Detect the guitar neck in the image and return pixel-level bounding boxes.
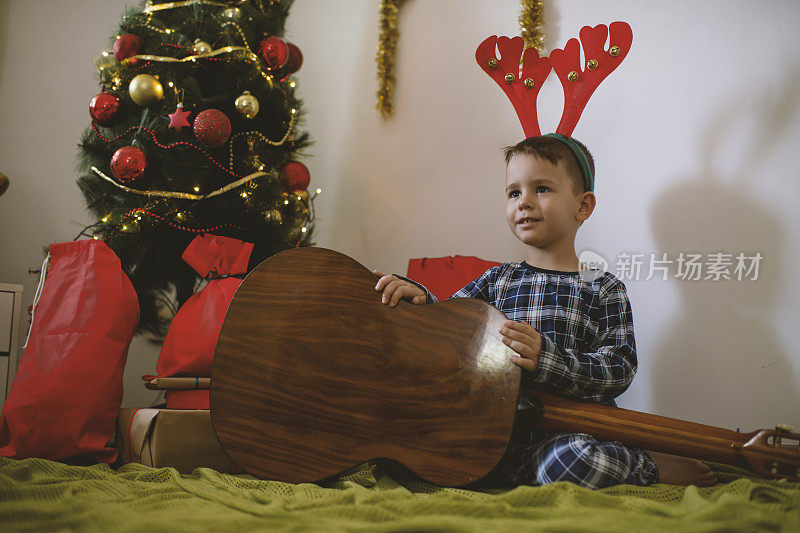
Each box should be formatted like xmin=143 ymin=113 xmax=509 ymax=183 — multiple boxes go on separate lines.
xmin=519 ymin=390 xmax=752 ymax=467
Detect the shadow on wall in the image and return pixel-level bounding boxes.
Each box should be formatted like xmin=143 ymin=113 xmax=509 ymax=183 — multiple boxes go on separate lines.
xmin=648 ymin=66 xmax=800 ymax=430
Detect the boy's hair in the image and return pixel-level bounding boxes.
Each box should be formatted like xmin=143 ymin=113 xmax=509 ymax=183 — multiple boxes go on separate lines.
xmin=503 ymin=136 xmax=595 ymax=194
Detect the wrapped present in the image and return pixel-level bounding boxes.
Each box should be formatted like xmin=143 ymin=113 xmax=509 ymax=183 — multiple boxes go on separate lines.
xmin=0 ymin=240 xmax=138 ymax=463
xmin=406 ymin=255 xmax=502 ymax=300
xmin=117 ymin=408 xmax=236 ymax=474
xmin=155 ymin=234 xmax=253 ymax=409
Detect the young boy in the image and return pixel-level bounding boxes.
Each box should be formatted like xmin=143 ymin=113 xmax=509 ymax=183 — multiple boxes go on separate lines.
xmin=373 ymin=136 xmax=718 ymax=489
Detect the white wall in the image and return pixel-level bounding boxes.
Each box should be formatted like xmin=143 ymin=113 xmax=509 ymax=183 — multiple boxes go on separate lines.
xmin=1 ymin=1 xmax=798 ymax=433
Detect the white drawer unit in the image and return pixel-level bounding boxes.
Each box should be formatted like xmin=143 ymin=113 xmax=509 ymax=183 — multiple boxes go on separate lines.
xmin=0 ymin=283 xmax=24 ymax=414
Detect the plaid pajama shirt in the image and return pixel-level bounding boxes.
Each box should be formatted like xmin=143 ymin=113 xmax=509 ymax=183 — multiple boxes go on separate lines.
xmin=398 ymin=261 xmax=659 ymax=489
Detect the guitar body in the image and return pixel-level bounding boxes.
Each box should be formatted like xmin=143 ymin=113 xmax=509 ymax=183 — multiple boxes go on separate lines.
xmin=211 ymin=247 xmax=521 ymax=486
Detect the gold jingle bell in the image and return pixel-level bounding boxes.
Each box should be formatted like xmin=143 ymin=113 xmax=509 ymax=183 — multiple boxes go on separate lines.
xmin=609 ymin=45 xmax=621 ymax=57
xmin=192 ymin=39 xmax=212 ymax=54
xmin=567 ymin=70 xmax=579 ymax=82
xmin=523 ymin=78 xmax=535 ymax=89
xmin=234 ymin=91 xmax=260 ymax=119
xmin=128 ymin=74 xmax=164 ymax=107
xmin=587 ymin=59 xmax=599 ymax=70
xmin=487 ymin=58 xmax=498 ymax=69
xmin=504 ymin=73 xmax=515 ymax=84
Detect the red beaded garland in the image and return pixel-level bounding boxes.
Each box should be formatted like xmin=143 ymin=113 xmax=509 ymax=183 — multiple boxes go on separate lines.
xmin=91 ymin=122 xmax=243 ymax=179
xmin=193 ymin=109 xmax=232 ymax=147
xmin=281 ymin=160 xmax=310 ymax=191
xmin=110 ymin=146 xmax=147 ymax=183
xmin=89 ymin=93 xmax=121 ymax=125
xmin=113 ymin=34 xmax=143 ymax=61
xmin=115 ymin=207 xmax=245 ymax=235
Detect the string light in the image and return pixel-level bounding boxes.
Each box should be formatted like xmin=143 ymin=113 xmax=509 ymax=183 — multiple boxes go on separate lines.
xmin=193 ymin=186 xmax=200 ymax=192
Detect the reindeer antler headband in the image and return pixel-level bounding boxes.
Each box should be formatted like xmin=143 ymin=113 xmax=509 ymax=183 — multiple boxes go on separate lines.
xmin=475 ymin=21 xmax=633 ymax=191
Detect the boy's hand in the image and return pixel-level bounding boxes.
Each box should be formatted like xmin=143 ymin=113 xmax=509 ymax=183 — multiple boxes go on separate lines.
xmin=499 ymin=320 xmax=542 ymax=372
xmin=373 ymin=270 xmax=427 ymax=307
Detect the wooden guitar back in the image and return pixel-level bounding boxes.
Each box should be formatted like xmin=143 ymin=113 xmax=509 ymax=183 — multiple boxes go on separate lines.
xmin=210 ymin=247 xmax=520 ymax=486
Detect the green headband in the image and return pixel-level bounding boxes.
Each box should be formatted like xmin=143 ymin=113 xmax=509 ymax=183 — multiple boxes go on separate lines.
xmin=542 ymin=133 xmax=594 ymax=192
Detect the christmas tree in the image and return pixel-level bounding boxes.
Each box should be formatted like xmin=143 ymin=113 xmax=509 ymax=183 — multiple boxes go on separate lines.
xmin=77 ymin=0 xmax=316 ymax=337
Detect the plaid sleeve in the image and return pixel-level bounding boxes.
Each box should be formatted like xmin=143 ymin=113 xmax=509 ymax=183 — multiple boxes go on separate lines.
xmin=395 ymin=267 xmax=496 ymax=304
xmin=525 ymin=279 xmax=638 ymax=403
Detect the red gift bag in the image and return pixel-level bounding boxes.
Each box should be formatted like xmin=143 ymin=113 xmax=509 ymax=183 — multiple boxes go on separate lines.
xmin=0 ymin=239 xmax=139 ymax=463
xmin=406 ymin=255 xmax=502 ymax=300
xmin=156 ymin=234 xmax=253 ymax=408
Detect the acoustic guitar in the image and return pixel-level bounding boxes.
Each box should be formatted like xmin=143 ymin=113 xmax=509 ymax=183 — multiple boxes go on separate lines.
xmin=211 ymin=247 xmax=800 ymax=486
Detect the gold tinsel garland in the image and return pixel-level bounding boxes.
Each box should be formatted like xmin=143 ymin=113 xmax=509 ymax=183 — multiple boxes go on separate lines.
xmin=519 ymin=0 xmax=545 ymax=53
xmin=375 ymin=0 xmax=401 ymax=118
xmin=376 ymin=1 xmax=544 ymax=118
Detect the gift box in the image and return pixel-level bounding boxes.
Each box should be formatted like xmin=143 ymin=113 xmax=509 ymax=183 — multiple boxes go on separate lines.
xmin=117 ymin=408 xmax=236 ymax=473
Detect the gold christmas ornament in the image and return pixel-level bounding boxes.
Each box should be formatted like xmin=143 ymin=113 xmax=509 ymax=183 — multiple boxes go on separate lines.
xmin=0 ymin=172 xmax=9 ymax=196
xmin=192 ymin=39 xmax=212 ymax=54
xmin=234 ymin=91 xmax=260 ymax=119
xmin=128 ymin=74 xmax=164 ymax=106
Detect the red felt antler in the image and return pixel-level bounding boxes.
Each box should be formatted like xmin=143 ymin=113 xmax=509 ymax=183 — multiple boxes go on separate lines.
xmin=475 ymin=35 xmax=552 ymax=138
xmin=550 ymin=21 xmax=633 ymax=137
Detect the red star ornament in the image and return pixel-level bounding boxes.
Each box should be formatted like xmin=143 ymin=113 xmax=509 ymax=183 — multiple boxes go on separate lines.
xmin=168 ymin=104 xmax=191 ymax=131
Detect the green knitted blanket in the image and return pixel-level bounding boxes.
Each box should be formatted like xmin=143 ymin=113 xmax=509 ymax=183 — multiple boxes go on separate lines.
xmin=1 ymin=457 xmax=798 ymax=532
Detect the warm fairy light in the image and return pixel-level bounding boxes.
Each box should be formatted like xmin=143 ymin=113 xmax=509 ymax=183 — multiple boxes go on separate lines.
xmin=168 ymin=81 xmax=174 ymax=87
xmin=193 ymin=186 xmax=200 ymax=192
xmin=258 ymin=165 xmax=265 ymax=171
xmin=102 ymin=51 xmax=109 ymax=57
xmin=290 ymin=81 xmax=296 ymax=88
xmin=122 ymin=225 xmax=128 ymax=230
xmin=240 ymin=191 xmax=248 ymax=198
xmin=284 ymin=199 xmax=289 ymax=205
xmin=102 ymin=215 xmax=109 ymax=222
xmin=301 ymin=227 xmax=307 ymax=233
xmin=316 ymin=188 xmax=321 ymax=194
xmin=93 ymin=235 xmax=100 ymax=240
xmin=165 ymin=29 xmax=172 ymax=34
xmin=291 ymin=108 xmax=297 ymax=114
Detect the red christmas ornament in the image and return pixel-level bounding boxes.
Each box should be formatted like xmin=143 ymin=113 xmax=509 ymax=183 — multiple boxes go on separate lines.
xmin=285 ymin=43 xmax=303 ymax=74
xmin=110 ymin=146 xmax=147 ymax=183
xmin=259 ymin=36 xmax=289 ymax=70
xmin=193 ymin=109 xmax=231 ymax=147
xmin=89 ymin=92 xmax=121 ymax=125
xmin=281 ymin=161 xmax=310 ymax=191
xmin=168 ymin=104 xmax=191 ymax=132
xmin=113 ymin=34 xmax=143 ymax=61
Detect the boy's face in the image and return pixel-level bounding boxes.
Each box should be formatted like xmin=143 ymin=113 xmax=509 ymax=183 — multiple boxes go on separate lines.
xmin=504 ymin=154 xmax=593 ymax=252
